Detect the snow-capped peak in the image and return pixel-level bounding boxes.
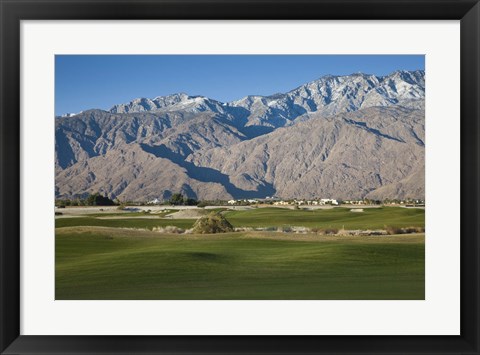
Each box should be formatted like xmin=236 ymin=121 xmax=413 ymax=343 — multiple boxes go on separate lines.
xmin=106 ymin=70 xmax=424 ymax=128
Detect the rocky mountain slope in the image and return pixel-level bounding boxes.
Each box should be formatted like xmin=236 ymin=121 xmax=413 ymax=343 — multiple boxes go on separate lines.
xmin=55 ymin=70 xmax=425 ymax=201
xmin=189 ymin=106 xmax=424 ymax=200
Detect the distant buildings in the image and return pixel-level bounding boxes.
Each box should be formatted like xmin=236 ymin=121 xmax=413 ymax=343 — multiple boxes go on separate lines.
xmin=320 ymin=198 xmax=339 ymax=205
xmin=343 ymin=200 xmax=366 ymax=205
xmin=146 ymin=196 xmax=423 ymax=207
xmin=273 ymin=198 xmax=339 ymax=206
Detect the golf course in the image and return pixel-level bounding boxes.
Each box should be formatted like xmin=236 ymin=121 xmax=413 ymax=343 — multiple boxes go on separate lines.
xmin=55 ymin=206 xmax=425 ymax=300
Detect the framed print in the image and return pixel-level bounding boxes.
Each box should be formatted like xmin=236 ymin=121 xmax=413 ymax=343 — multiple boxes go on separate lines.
xmin=1 ymin=0 xmax=479 ymax=354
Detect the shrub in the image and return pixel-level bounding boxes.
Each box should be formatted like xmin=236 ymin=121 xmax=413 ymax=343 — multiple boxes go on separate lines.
xmin=402 ymin=226 xmax=425 ymax=234
xmin=385 ymin=226 xmax=424 ymax=235
xmin=385 ymin=226 xmax=403 ymax=235
xmin=153 ymin=226 xmax=184 ymax=234
xmin=192 ymin=212 xmax=234 ymax=234
xmin=324 ymin=228 xmax=339 ymax=235
xmin=411 ymin=226 xmax=425 ymax=233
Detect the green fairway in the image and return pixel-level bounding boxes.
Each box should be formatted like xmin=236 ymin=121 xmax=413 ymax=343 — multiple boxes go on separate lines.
xmin=224 ymin=207 xmax=424 ymax=230
xmin=55 ymin=207 xmax=423 ymax=231
xmin=55 ymin=227 xmax=424 ymax=300
xmin=78 ymin=210 xmax=178 ymax=218
xmin=55 ymin=217 xmax=194 ymax=230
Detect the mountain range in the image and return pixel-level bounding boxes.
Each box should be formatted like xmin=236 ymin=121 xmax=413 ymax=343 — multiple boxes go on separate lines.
xmin=55 ymin=70 xmax=425 ymax=201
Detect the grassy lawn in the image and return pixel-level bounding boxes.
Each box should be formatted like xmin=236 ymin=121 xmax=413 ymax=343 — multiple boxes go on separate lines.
xmin=55 ymin=227 xmax=424 ymax=300
xmin=56 ymin=207 xmax=424 ymax=231
xmin=223 ymin=207 xmax=424 ymax=230
xmin=62 ymin=209 xmax=179 ymax=218
xmin=55 ymin=217 xmax=194 ymax=230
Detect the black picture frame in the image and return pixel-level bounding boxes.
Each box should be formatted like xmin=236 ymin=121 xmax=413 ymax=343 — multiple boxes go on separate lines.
xmin=1 ymin=0 xmax=479 ymax=354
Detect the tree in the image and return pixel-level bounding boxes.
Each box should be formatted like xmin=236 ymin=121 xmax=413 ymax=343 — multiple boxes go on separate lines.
xmin=169 ymin=193 xmax=185 ymax=206
xmin=183 ymin=197 xmax=198 ymax=206
xmin=85 ymin=192 xmax=115 ymax=206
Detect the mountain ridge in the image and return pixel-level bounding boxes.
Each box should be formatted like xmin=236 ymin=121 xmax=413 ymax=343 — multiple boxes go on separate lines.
xmin=105 ymin=69 xmax=424 ymax=115
xmin=55 ymin=70 xmax=425 ymax=201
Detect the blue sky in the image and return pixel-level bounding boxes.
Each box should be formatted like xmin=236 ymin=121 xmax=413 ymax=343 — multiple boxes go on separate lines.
xmin=55 ymin=55 xmax=424 ymax=116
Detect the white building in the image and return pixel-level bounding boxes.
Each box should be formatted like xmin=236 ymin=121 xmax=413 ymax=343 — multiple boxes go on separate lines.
xmin=320 ymin=198 xmax=339 ymax=205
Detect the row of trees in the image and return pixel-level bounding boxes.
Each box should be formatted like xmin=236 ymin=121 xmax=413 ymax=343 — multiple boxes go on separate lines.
xmin=57 ymin=192 xmax=422 ymax=208
xmin=168 ymin=193 xmax=198 ymax=206
xmin=56 ymin=192 xmax=198 ymax=207
xmin=56 ymin=192 xmax=117 ymax=207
